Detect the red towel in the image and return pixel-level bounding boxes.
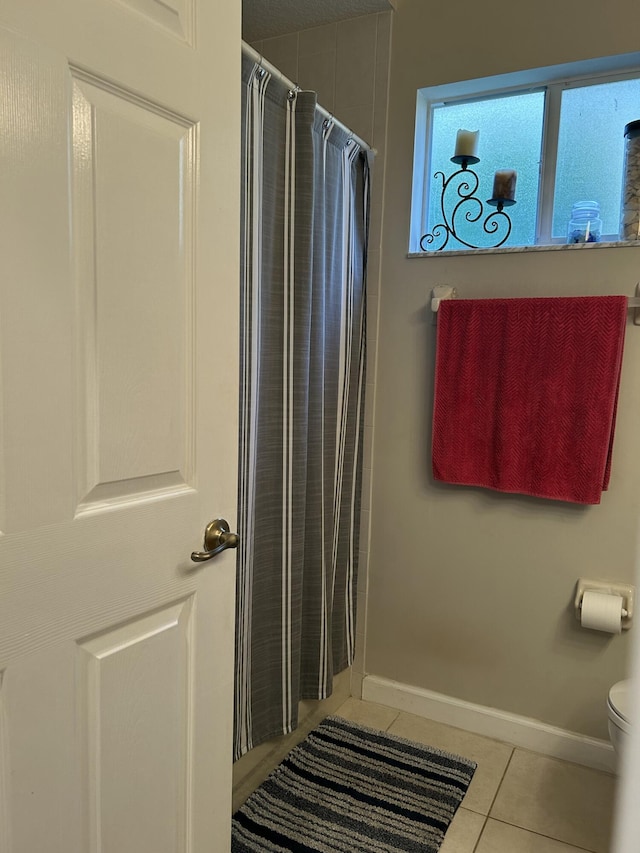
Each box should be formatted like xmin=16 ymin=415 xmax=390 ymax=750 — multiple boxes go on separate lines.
xmin=432 ymin=296 xmax=627 ymax=505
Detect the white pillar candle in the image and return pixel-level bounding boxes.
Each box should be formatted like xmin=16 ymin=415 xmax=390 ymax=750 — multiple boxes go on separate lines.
xmin=492 ymin=169 xmax=517 ymax=200
xmin=454 ymin=129 xmax=479 ymax=158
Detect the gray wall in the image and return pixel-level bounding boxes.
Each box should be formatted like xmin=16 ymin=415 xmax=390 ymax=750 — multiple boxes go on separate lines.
xmin=365 ymin=0 xmax=640 ymax=740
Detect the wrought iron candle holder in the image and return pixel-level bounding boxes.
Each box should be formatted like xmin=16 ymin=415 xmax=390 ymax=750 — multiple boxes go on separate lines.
xmin=420 ymin=156 xmax=516 ymax=252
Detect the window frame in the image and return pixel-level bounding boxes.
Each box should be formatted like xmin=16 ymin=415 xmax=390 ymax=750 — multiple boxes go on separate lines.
xmin=410 ymin=52 xmax=640 ymax=254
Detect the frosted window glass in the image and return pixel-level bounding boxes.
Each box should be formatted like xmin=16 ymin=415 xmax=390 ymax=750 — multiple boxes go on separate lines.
xmin=553 ymin=79 xmax=640 ymax=239
xmin=427 ymin=92 xmax=545 ymax=250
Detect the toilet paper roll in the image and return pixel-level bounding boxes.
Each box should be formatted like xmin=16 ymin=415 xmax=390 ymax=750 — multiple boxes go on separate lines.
xmin=580 ymin=590 xmax=623 ymax=634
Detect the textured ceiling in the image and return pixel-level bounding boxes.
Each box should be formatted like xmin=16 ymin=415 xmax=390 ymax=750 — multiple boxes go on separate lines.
xmin=243 ymin=0 xmax=394 ymax=42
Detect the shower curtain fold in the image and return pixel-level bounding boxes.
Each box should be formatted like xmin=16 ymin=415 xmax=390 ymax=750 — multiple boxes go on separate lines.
xmin=234 ymin=57 xmax=369 ymax=760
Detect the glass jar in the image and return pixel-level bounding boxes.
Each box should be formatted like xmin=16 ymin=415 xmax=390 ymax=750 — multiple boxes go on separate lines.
xmin=620 ymin=119 xmax=640 ymax=241
xmin=567 ymin=201 xmax=602 ymax=243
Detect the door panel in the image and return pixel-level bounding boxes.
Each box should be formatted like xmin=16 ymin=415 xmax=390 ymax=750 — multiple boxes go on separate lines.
xmin=116 ymin=0 xmax=195 ymax=44
xmin=71 ymin=72 xmax=196 ymax=509
xmin=78 ymin=599 xmax=194 ymax=853
xmin=0 ymin=0 xmax=240 ymax=850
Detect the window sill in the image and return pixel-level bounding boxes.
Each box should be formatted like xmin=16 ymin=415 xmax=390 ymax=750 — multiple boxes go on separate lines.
xmin=407 ymin=240 xmax=640 ymax=259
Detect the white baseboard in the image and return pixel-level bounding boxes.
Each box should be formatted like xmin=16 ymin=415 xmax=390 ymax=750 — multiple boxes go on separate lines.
xmin=362 ymin=674 xmax=617 ymax=774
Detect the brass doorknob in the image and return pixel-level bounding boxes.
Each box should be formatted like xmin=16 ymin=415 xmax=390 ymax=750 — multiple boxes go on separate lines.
xmin=191 ymin=518 xmax=239 ymax=562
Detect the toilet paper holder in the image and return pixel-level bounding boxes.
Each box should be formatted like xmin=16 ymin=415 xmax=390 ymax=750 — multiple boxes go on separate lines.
xmin=574 ymin=578 xmax=635 ymax=630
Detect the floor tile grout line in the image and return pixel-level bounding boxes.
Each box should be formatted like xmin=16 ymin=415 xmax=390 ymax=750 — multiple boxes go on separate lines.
xmin=486 ymin=816 xmax=598 ymax=853
xmin=469 ymin=813 xmax=489 ymax=853
xmin=383 ymin=710 xmax=400 ymax=731
xmin=486 ymin=746 xmax=516 ymax=816
xmin=465 ymin=743 xmax=515 ymax=853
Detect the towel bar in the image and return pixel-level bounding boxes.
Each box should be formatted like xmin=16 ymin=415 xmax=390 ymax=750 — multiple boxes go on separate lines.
xmin=431 ymin=284 xmax=640 ymax=326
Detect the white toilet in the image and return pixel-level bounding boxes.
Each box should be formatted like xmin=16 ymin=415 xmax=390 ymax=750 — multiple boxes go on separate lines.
xmin=608 ymin=679 xmax=631 ymax=759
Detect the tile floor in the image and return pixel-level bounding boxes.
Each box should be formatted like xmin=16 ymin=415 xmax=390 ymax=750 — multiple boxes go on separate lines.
xmin=333 ymin=697 xmax=619 ymax=853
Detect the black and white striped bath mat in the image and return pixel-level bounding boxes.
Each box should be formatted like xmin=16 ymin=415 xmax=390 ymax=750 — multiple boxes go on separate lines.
xmin=231 ymin=715 xmax=477 ymax=852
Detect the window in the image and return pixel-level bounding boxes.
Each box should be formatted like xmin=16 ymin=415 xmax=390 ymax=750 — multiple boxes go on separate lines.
xmin=409 ymin=53 xmax=640 ymax=253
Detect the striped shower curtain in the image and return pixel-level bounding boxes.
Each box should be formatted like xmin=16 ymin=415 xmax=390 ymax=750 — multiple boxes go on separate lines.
xmin=234 ymin=56 xmax=370 ymax=760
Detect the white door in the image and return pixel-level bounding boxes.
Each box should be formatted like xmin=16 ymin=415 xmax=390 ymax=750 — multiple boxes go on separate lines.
xmin=0 ymin=1 xmax=240 ymax=851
